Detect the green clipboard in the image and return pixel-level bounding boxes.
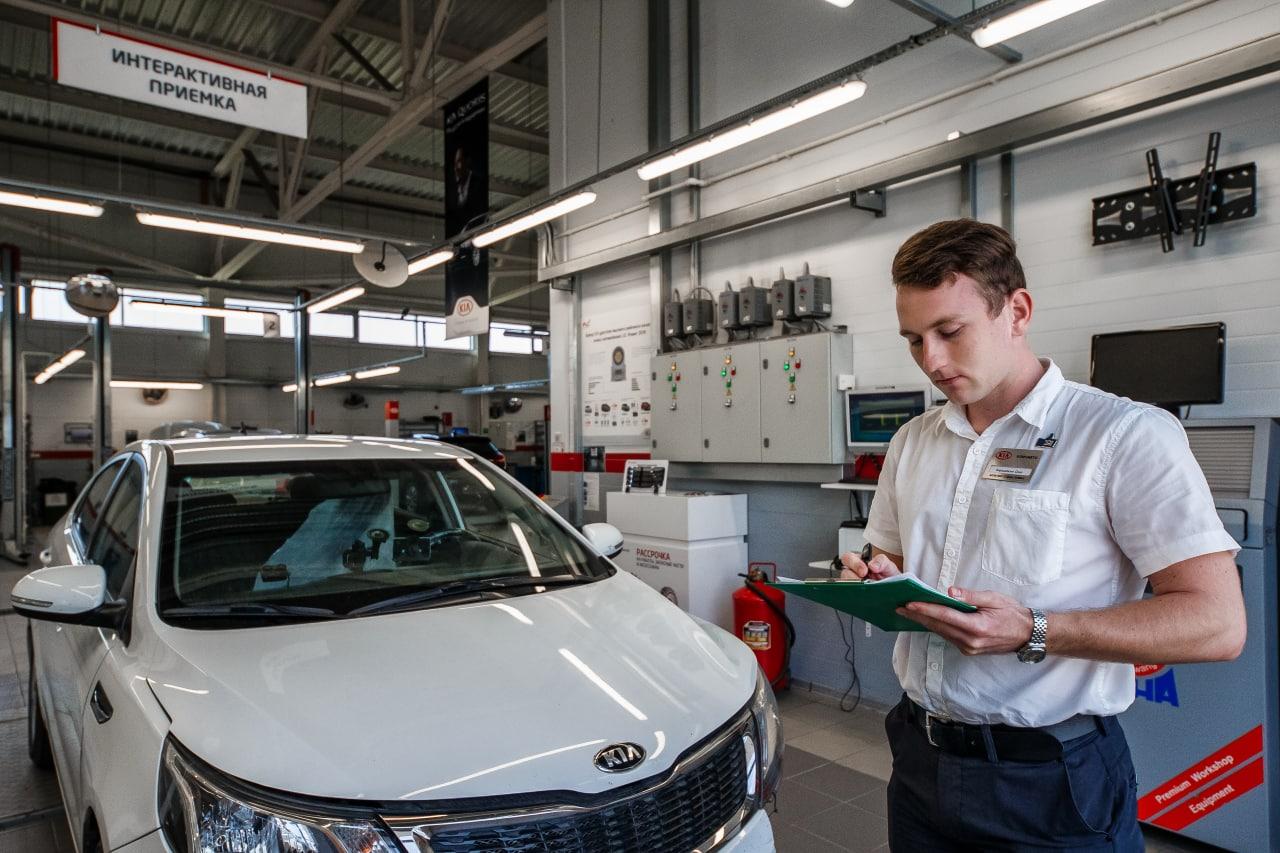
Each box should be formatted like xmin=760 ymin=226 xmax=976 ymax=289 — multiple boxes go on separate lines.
xmin=769 ymin=575 xmax=977 ymax=632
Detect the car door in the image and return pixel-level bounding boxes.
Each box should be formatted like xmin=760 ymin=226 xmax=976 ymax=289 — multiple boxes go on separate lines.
xmin=34 ymin=457 xmax=128 ymax=821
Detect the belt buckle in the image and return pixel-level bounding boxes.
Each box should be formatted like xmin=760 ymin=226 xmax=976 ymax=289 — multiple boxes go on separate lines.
xmin=924 ymin=713 xmax=941 ymax=748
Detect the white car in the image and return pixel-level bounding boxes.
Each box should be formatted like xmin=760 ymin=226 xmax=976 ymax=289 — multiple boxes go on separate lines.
xmin=13 ymin=436 xmax=780 ymax=853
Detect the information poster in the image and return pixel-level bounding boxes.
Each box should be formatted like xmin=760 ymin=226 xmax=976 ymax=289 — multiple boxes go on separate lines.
xmin=443 ymin=78 xmax=490 ymax=339
xmin=581 ymin=306 xmax=652 ymax=437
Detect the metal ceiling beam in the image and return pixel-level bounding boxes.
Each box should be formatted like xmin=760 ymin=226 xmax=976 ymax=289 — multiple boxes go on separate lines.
xmin=409 ymin=0 xmax=453 ymax=93
xmin=251 ymin=0 xmax=547 ymax=88
xmin=212 ymin=12 xmax=548 ymax=281
xmin=0 ymin=212 xmax=209 ymax=280
xmin=0 ymin=0 xmax=400 ymax=110
xmin=333 ymin=32 xmax=398 ymax=92
xmin=0 ymin=77 xmax=542 ymax=198
xmin=884 ymin=0 xmax=1022 ymax=64
xmin=539 ymin=33 xmax=1280 ymax=281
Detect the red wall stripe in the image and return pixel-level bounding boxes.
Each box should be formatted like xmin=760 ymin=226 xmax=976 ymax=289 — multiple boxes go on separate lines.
xmin=1151 ymin=757 xmax=1265 ymax=831
xmin=550 ymin=452 xmax=584 ymax=472
xmin=604 ymin=452 xmax=651 ymax=474
xmin=1138 ymin=726 xmax=1263 ymax=820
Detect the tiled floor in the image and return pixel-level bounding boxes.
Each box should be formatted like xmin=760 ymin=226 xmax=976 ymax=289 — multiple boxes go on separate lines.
xmin=0 ymin=550 xmax=1231 ymax=852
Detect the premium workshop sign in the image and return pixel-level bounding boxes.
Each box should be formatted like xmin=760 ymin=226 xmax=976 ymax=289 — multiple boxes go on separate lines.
xmin=52 ymin=19 xmax=308 ymax=138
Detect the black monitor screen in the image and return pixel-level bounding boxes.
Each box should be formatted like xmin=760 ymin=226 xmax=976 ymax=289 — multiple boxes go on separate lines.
xmin=1090 ymin=323 xmax=1225 ymax=407
xmin=847 ymin=390 xmax=927 ymax=445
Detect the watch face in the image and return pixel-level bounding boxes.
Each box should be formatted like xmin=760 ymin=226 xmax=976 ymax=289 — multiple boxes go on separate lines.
xmin=1018 ymin=647 xmax=1046 ymax=664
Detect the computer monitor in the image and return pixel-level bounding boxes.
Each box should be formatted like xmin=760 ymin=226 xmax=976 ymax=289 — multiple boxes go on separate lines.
xmin=1089 ymin=322 xmax=1225 ymax=410
xmin=845 ymin=388 xmax=933 ymax=447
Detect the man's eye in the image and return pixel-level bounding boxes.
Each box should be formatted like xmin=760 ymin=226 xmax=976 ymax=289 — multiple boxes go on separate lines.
xmin=940 ymin=327 xmax=962 ymax=339
xmin=906 ymin=338 xmax=922 ymax=348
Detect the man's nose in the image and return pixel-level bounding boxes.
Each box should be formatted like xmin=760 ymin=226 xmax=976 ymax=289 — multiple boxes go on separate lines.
xmin=920 ymin=339 xmax=946 ymax=374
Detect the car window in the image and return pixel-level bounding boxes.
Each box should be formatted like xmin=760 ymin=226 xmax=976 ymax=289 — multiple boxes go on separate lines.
xmin=156 ymin=456 xmax=610 ymax=623
xmin=72 ymin=460 xmax=126 ymax=555
xmin=88 ymin=460 xmax=145 ymax=599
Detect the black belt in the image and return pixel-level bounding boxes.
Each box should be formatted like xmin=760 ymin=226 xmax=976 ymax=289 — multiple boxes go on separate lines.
xmin=903 ymin=699 xmax=1104 ymax=763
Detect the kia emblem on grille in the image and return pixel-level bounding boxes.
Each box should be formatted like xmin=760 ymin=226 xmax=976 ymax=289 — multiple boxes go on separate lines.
xmin=594 ymin=742 xmax=645 ymax=772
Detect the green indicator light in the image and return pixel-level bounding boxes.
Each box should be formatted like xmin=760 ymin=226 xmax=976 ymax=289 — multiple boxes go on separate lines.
xmin=666 ymin=374 xmax=673 ymax=381
xmin=726 ymin=380 xmax=732 ymax=388
xmin=783 ymin=362 xmax=791 ymax=371
xmin=671 ymin=384 xmax=678 ymax=392
xmin=789 ymin=374 xmax=796 ymax=384
xmin=720 ymin=368 xmax=727 ymax=377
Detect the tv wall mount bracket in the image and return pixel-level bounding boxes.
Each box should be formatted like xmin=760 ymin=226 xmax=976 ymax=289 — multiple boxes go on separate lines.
xmin=1091 ymin=132 xmax=1257 ymax=253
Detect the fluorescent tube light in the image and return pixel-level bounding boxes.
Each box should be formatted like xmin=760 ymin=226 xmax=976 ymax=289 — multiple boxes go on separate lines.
xmin=127 ymin=299 xmax=277 ymax=319
xmin=314 ymin=373 xmax=353 ymax=387
xmin=306 ymin=286 xmax=365 ymax=314
xmin=33 ymin=348 xmax=87 ymax=384
xmin=637 ymin=80 xmax=868 ymax=181
xmin=282 ymin=383 xmax=299 ymax=392
xmin=471 ymin=192 xmax=597 ymax=248
xmin=0 ymin=190 xmax=103 ymax=218
xmin=823 ymin=0 xmax=855 ymax=6
xmin=972 ymin=0 xmax=1108 ymax=47
xmin=354 ymin=365 xmax=402 ymax=380
xmin=135 ymin=211 xmax=365 ymax=254
xmin=947 ymin=130 xmax=963 ymax=141
xmin=111 ymin=380 xmax=204 ymax=390
xmin=407 ymin=249 xmax=455 ymax=275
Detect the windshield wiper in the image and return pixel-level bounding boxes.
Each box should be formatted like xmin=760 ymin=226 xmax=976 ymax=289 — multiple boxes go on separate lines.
xmin=163 ymin=603 xmax=339 ymax=620
xmin=348 ymin=574 xmax=592 ymax=617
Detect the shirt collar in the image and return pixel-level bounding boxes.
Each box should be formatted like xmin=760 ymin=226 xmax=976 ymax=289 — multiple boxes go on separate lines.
xmin=941 ymin=358 xmax=1064 ymax=438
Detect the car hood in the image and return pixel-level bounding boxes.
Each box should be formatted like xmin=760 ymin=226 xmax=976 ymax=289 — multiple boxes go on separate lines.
xmin=146 ymin=571 xmax=757 ymax=801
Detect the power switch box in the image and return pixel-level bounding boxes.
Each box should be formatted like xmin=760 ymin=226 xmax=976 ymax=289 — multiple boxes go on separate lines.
xmin=738 ymin=280 xmax=773 ymax=327
xmin=794 ymin=264 xmax=832 ymax=318
xmin=717 ymin=286 xmax=742 ymax=329
xmin=771 ymin=271 xmax=797 ymax=321
xmin=662 ymin=301 xmax=684 ymax=338
xmin=684 ymin=297 xmax=716 ymax=335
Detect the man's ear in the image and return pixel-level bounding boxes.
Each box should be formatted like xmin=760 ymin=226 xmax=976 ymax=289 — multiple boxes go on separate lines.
xmin=1008 ymin=289 xmax=1033 ymax=337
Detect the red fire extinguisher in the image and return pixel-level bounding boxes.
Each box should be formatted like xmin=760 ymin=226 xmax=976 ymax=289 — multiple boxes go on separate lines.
xmin=734 ymin=562 xmax=796 ymax=691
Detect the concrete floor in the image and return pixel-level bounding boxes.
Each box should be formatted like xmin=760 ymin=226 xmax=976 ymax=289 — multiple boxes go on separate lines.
xmin=0 ymin=547 xmax=1225 ymax=853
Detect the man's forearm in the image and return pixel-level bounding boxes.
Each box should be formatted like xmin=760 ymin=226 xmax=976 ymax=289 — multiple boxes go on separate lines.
xmin=1048 ymin=590 xmax=1244 ymax=664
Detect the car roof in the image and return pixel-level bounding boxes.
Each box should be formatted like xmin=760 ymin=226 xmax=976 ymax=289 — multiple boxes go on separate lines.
xmin=132 ymin=434 xmax=480 ymax=466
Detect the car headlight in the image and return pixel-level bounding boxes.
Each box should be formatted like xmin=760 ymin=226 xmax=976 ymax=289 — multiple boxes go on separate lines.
xmin=158 ymin=739 xmax=400 ymax=853
xmin=746 ymin=670 xmax=783 ymax=804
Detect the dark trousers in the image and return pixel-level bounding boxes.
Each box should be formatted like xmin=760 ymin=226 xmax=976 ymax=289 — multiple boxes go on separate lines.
xmin=885 ymin=696 xmax=1144 ymax=852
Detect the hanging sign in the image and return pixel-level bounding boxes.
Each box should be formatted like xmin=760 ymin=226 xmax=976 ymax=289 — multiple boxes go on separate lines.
xmin=52 ymin=19 xmax=308 ymax=138
xmin=443 ymin=78 xmax=490 ymax=340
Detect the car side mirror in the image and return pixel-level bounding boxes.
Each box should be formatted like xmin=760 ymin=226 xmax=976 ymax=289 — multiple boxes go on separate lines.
xmin=582 ymin=523 xmax=624 ymax=559
xmin=10 ymin=564 xmax=124 ymax=629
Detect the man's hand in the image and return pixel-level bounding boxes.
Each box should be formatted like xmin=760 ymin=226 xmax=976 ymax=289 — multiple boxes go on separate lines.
xmin=898 ymin=587 xmax=1034 ymax=656
xmin=840 ymin=551 xmax=901 ymax=580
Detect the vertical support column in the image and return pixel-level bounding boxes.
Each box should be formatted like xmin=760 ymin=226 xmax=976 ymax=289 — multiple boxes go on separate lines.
xmin=648 ymin=0 xmax=673 ymax=351
xmin=476 ymin=330 xmax=491 ymax=438
xmin=1000 ymin=152 xmax=1015 ymax=233
xmin=92 ymin=316 xmax=111 ymax=470
xmin=293 ymin=292 xmax=311 ymax=434
xmin=205 ymin=287 xmax=227 ymax=425
xmin=0 ymin=246 xmax=20 ymax=549
xmin=959 ymin=159 xmax=978 ymax=219
xmin=685 ymin=0 xmax=701 ymax=290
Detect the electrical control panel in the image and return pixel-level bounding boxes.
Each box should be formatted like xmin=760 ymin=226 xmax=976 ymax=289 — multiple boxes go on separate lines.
xmin=737 ymin=280 xmax=773 ymax=327
xmin=650 ymin=351 xmax=704 ymax=461
xmin=662 ymin=301 xmax=684 ymax=338
xmin=770 ymin=272 xmax=797 ymax=321
xmin=649 ymin=332 xmax=852 ymax=465
xmin=683 ymin=297 xmax=716 ymax=335
xmin=701 ymin=346 xmax=761 ymax=462
xmin=793 ymin=265 xmax=832 ymax=319
xmin=717 ymin=286 xmax=742 ymax=329
xmin=760 ymin=333 xmax=853 ymax=463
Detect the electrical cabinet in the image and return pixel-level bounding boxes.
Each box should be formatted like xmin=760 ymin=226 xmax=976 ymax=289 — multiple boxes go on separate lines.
xmin=648 ymin=332 xmax=851 ymax=465
xmin=759 ymin=333 xmax=853 ymax=463
xmin=650 ymin=351 xmax=704 ymax=461
xmin=701 ymin=345 xmax=762 ymax=463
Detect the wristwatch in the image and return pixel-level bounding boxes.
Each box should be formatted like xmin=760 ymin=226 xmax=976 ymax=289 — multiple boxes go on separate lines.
xmin=1017 ymin=609 xmax=1048 ymax=663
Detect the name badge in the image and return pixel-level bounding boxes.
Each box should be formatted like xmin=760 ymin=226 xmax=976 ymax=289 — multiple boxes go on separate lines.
xmin=981 ymin=448 xmax=1044 ymax=483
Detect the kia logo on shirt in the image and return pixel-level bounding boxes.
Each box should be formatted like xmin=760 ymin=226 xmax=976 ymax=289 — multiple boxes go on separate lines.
xmin=995 ymin=450 xmax=1012 ymax=460
xmin=595 ymin=743 xmax=646 ymax=772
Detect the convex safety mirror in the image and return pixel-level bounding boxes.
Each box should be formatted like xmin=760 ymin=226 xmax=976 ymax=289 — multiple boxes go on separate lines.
xmin=10 ymin=564 xmax=123 ymax=628
xmin=581 ymin=523 xmax=624 ymax=559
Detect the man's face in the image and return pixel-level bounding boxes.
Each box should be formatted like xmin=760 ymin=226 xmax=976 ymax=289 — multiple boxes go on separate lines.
xmin=896 ymin=273 xmax=1024 ymax=406
xmin=454 ymin=148 xmax=466 ymax=180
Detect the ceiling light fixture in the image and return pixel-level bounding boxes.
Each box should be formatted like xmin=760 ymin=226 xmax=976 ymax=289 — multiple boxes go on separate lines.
xmin=314 ymin=373 xmax=353 ymax=387
xmin=471 ymin=192 xmax=597 ymax=248
xmin=127 ymin=299 xmax=278 ymax=319
xmin=972 ymin=0 xmax=1108 ymax=48
xmin=0 ymin=189 xmax=104 ymax=218
xmin=406 ymin=249 xmax=455 ymax=275
xmin=305 ymin=286 xmax=365 ymax=314
xmin=111 ymin=380 xmax=205 ymax=390
xmin=135 ymin=211 xmax=365 ymax=254
xmin=281 ymin=383 xmax=299 ymax=393
xmin=823 ymin=0 xmax=856 ymax=7
xmin=947 ymin=130 xmax=963 ymax=141
xmin=636 ymin=79 xmax=868 ymax=181
xmin=354 ymin=365 xmax=402 ymax=380
xmin=33 ymin=347 xmax=87 ymax=385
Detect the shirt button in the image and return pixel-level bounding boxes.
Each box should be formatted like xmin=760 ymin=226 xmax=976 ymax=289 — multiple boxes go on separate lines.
xmin=956 ymin=495 xmax=968 ymax=504
xmin=945 ymin=548 xmax=956 ymax=558
xmin=929 ymin=662 xmax=941 ymax=672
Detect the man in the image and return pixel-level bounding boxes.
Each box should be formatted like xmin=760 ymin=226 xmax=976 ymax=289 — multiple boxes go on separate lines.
xmin=840 ymin=219 xmax=1245 ymax=851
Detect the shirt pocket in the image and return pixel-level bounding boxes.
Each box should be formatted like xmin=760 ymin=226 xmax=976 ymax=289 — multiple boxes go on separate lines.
xmin=979 ymin=487 xmax=1070 ymax=586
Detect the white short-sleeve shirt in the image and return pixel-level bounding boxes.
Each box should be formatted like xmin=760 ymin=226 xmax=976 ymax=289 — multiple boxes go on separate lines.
xmin=864 ymin=359 xmax=1238 ymax=727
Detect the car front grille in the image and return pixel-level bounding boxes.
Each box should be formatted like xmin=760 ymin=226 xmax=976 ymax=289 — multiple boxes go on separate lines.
xmin=392 ymin=726 xmax=749 ymax=853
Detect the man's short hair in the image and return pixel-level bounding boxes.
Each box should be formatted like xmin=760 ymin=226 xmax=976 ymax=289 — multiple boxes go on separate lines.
xmin=891 ymin=219 xmax=1026 ymax=316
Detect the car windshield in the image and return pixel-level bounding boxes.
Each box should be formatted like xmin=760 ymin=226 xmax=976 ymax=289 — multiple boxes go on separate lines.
xmin=156 ymin=456 xmax=609 ymax=625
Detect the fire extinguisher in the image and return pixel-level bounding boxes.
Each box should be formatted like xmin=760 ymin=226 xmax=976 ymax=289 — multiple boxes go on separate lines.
xmin=733 ymin=562 xmax=796 ymax=691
